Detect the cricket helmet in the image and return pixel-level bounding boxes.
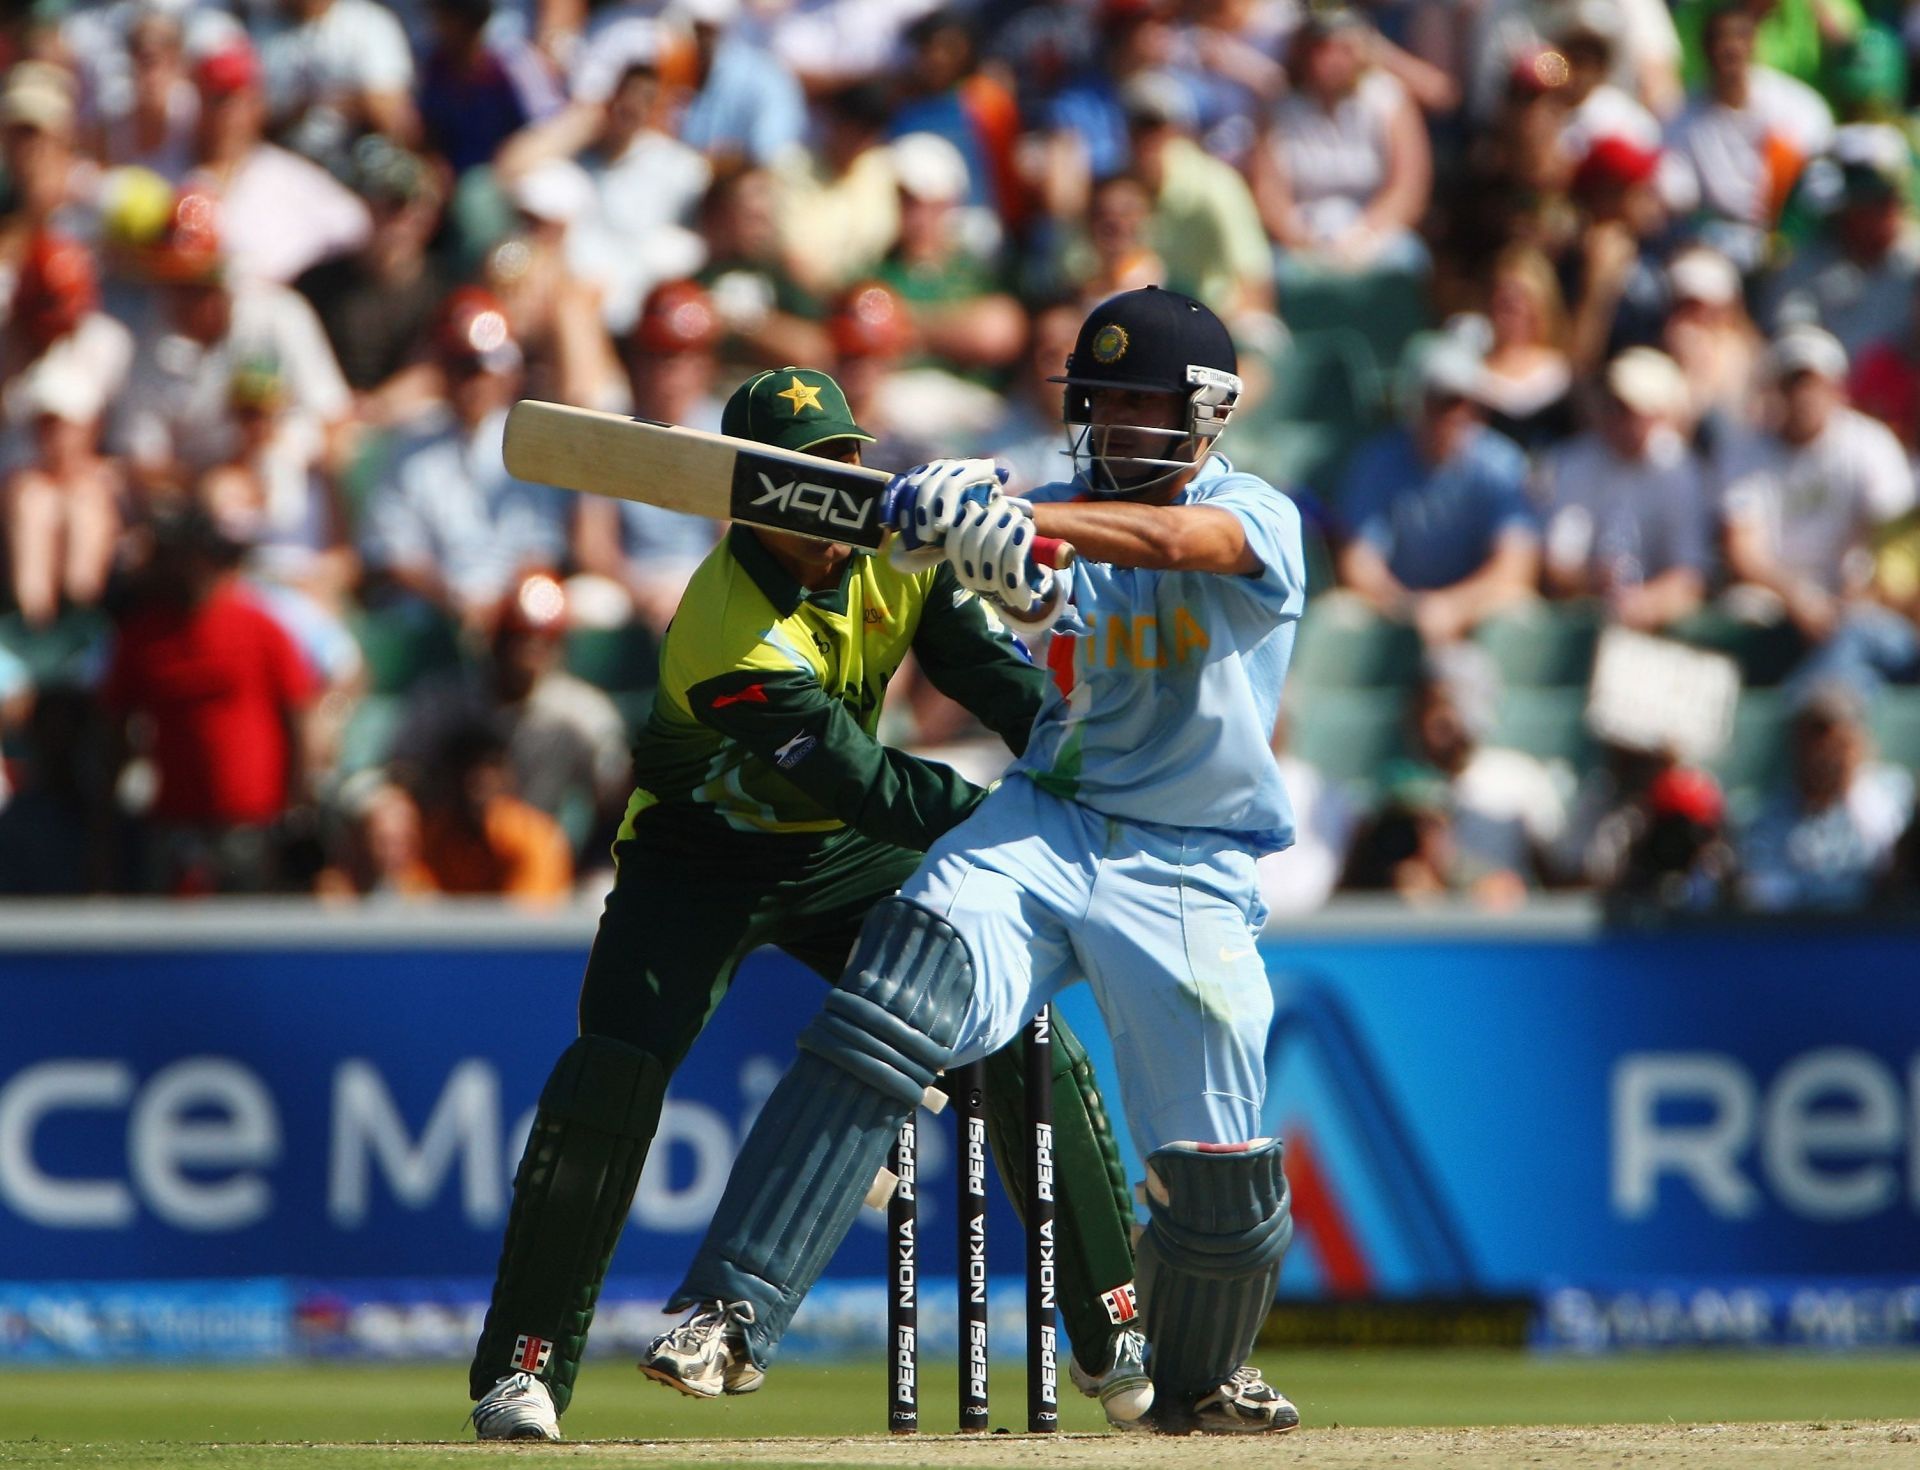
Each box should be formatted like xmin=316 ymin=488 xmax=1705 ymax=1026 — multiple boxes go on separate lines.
xmin=1050 ymin=285 xmax=1242 ymax=495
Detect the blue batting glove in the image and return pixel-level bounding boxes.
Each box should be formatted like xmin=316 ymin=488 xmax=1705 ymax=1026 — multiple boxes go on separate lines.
xmin=884 ymin=459 xmax=1009 ymax=571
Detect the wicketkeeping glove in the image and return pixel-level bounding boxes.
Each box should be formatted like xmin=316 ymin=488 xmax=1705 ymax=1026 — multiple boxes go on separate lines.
xmin=946 ymin=497 xmax=1070 ymax=634
xmin=885 ymin=458 xmax=1009 ymax=572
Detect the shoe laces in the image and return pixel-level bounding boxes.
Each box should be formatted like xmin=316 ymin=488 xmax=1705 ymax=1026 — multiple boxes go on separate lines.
xmin=471 ymin=1371 xmax=543 ymax=1427
xmin=677 ymin=1300 xmax=756 ymax=1343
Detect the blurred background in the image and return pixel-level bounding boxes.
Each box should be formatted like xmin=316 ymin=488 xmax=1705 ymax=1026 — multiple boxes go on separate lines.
xmin=0 ymin=0 xmax=1918 ymax=1399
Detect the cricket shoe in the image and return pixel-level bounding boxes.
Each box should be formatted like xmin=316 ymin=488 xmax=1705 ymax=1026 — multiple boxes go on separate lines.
xmin=1181 ymin=1365 xmax=1300 ymax=1434
xmin=638 ymin=1300 xmax=764 ymax=1398
xmin=471 ymin=1371 xmax=561 ymax=1441
xmin=1068 ymin=1327 xmax=1154 ymax=1428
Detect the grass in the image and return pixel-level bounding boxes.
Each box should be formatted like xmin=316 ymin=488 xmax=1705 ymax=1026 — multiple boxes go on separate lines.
xmin=0 ymin=1350 xmax=1917 ymax=1452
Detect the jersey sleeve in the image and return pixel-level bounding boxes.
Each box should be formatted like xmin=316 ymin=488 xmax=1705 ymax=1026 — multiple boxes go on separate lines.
xmin=686 ymin=665 xmax=984 ymax=851
xmin=908 ymin=566 xmax=1047 ymax=756
xmin=1199 ymin=476 xmax=1309 ymax=622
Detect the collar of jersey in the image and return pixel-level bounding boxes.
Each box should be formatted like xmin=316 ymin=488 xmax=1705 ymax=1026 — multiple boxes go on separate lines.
xmin=728 ymin=524 xmax=852 ymax=616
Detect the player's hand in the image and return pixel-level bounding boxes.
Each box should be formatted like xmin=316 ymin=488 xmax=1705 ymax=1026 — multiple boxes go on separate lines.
xmin=947 ymin=497 xmax=1069 ymax=632
xmin=886 ymin=458 xmax=1008 ymax=571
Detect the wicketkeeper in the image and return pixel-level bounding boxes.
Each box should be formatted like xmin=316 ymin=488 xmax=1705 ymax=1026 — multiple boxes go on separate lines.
xmin=468 ymin=367 xmax=1147 ymax=1440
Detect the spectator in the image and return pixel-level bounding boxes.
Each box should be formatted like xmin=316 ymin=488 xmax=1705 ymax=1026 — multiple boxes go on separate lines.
xmin=1 ymin=230 xmax=134 ymax=463
xmin=982 ymin=299 xmax=1083 ymax=494
xmin=1440 ymin=44 xmax=1576 ymax=271
xmin=696 ymin=166 xmax=832 ymax=375
xmin=3 ymin=359 xmax=121 ymax=628
xmin=676 ymin=0 xmax=807 ymax=168
xmin=1061 ymin=171 xmax=1166 ymax=309
xmin=573 ymin=281 xmax=724 ymax=634
xmin=1556 ymin=1 xmax=1664 ymax=160
xmin=1718 ymin=325 xmax=1916 ymax=688
xmin=0 ymin=63 xmax=82 ymax=266
xmin=772 ymin=82 xmax=899 ymax=299
xmin=1537 ymin=346 xmax=1711 ymax=631
xmin=94 ymin=6 xmax=198 ymax=182
xmin=295 ymin=137 xmax=452 ymax=423
xmin=889 ymin=8 xmax=1024 ymax=224
xmin=1565 ymin=134 xmax=1672 ymax=368
xmin=1763 ymin=123 xmax=1920 ymax=362
xmin=1473 ymin=243 xmax=1575 ymax=449
xmin=255 ymin=0 xmax=421 ymax=166
xmin=1472 ymin=0 xmax=1681 ymax=123
xmin=1120 ymin=72 xmax=1275 ymax=328
xmin=1337 ymin=338 xmax=1542 ymax=644
xmin=1339 ymin=760 xmax=1462 ymax=903
xmin=1675 ymin=0 xmax=1860 ymax=94
xmin=484 ymin=159 xmax=616 ymax=410
xmin=418 ymin=0 xmax=564 ymax=176
xmin=1848 ymin=273 xmax=1920 ymax=456
xmin=1256 ymin=711 xmax=1358 ymax=920
xmin=1739 ymin=681 xmax=1912 ymax=910
xmin=103 ymin=506 xmax=317 ymax=894
xmin=186 ymin=39 xmax=372 ymax=286
xmin=1664 ymin=3 xmax=1831 ymax=272
xmin=314 ymin=774 xmax=438 ymax=900
xmin=1661 ymin=243 xmax=1762 ymax=435
xmin=500 ymin=23 xmax=712 ymax=334
xmin=113 ymin=185 xmax=354 ymax=501
xmin=1606 ymin=763 xmax=1736 ymax=913
xmin=0 ymin=686 xmax=130 ymax=895
xmin=874 ymin=132 xmax=1026 ymax=378
xmin=1252 ymin=8 xmax=1432 ymax=280
xmin=416 ymin=722 xmax=574 ymax=901
xmin=827 ymin=280 xmax=946 ymax=467
xmin=358 ymin=288 xmax=568 ymax=633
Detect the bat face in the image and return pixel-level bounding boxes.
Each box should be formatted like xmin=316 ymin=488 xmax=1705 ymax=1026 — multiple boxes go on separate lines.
xmin=728 ymin=449 xmax=889 ymax=549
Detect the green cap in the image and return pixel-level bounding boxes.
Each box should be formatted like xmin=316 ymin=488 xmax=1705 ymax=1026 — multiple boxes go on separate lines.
xmin=721 ymin=367 xmax=875 ymax=454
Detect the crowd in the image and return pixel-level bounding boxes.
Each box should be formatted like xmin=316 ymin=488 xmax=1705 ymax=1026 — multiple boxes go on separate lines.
xmin=1 ymin=0 xmax=1918 ymax=915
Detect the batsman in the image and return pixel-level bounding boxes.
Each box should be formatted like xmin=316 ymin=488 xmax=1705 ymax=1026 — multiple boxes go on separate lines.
xmin=468 ymin=367 xmax=1148 ymax=1440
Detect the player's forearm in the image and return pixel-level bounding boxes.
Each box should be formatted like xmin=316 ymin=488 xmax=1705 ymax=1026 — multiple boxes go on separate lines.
xmin=1029 ymin=501 xmax=1258 ymax=574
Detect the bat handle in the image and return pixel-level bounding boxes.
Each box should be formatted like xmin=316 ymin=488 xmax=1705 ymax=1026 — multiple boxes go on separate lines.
xmin=1031 ymin=534 xmax=1076 ymax=571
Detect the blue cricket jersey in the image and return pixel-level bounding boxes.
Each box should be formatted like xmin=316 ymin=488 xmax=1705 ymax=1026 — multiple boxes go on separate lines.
xmin=1012 ymin=456 xmax=1307 ymax=854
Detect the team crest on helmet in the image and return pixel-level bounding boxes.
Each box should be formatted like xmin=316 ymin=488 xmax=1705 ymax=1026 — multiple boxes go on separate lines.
xmin=1090 ymin=323 xmax=1129 ymax=364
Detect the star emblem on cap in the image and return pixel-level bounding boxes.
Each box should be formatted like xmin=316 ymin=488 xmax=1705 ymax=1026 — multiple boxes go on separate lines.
xmin=776 ymin=374 xmax=824 ymax=415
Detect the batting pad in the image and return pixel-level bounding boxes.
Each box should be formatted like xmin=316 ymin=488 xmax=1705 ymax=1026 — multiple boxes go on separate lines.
xmin=1135 ymin=1137 xmax=1292 ymax=1398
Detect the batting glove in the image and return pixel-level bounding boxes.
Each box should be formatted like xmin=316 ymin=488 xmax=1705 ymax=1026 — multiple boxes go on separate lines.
xmin=946 ymin=498 xmax=1070 ymax=634
xmin=885 ymin=458 xmax=1008 ymax=572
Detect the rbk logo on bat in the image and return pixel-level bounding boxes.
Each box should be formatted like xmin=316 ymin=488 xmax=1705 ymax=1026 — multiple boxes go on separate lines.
xmin=730 ymin=451 xmax=884 ymax=548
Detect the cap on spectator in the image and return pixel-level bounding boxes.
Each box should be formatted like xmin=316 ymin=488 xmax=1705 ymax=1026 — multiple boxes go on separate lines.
xmin=722 ymin=366 xmax=875 ymax=453
xmin=140 ymin=186 xmax=225 ymax=284
xmin=1407 ymin=333 xmax=1484 ymax=404
xmin=193 ymin=39 xmax=259 ymax=95
xmin=676 ymin=0 xmax=741 ymax=26
xmin=14 ymin=231 xmax=97 ymax=349
xmin=0 ymin=61 xmax=75 ymax=136
xmin=1606 ymin=347 xmax=1687 ymax=416
xmin=1559 ymin=0 xmax=1623 ymax=42
xmin=1507 ymin=43 xmax=1570 ymax=95
xmin=500 ymin=572 xmax=568 ymax=639
xmin=1646 ymin=766 xmax=1723 ymax=828
xmin=1765 ymin=324 xmax=1847 ymax=382
xmin=1120 ymin=71 xmax=1197 ymax=130
xmin=568 ymin=17 xmax=667 ymax=104
xmin=1297 ymin=4 xmax=1365 ymax=39
xmin=351 ymin=135 xmax=436 ymax=207
xmin=434 ymin=286 xmax=522 ymax=373
xmin=634 ymin=279 xmax=720 ymax=354
xmin=890 ymin=132 xmax=971 ymax=204
xmin=1792 ymin=677 xmax=1868 ymax=729
xmin=1572 ymin=135 xmax=1659 ymax=198
xmin=510 ymin=158 xmax=594 ymax=224
xmin=1832 ymin=122 xmax=1910 ymax=204
xmin=15 ymin=356 xmax=103 ymax=425
xmin=1667 ymin=245 xmax=1739 ymax=306
xmin=829 ymin=280 xmax=914 ymax=360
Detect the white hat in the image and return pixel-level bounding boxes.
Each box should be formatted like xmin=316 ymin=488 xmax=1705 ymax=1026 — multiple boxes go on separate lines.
xmin=1606 ymin=347 xmax=1687 ymax=415
xmin=1766 ymin=325 xmax=1848 ymax=382
xmin=890 ymin=132 xmax=971 ymax=205
xmin=569 ymin=17 xmax=668 ymax=105
xmin=511 ymin=158 xmax=595 ymax=224
xmin=1667 ymin=246 xmax=1739 ymax=307
xmin=14 ymin=357 xmax=102 ymax=425
xmin=676 ymin=0 xmax=740 ymax=26
xmin=1413 ymin=335 xmax=1485 ymax=400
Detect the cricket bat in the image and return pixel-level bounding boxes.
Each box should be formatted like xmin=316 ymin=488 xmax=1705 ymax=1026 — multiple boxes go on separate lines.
xmin=503 ymin=399 xmax=1075 ymax=568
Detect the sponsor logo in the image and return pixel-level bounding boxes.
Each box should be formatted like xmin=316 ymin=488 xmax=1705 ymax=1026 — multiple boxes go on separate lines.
xmin=730 ymin=452 xmax=882 ymax=547
xmin=966 ymin=1318 xmax=988 ymax=1402
xmin=513 ymin=1333 xmax=552 ymax=1373
xmin=773 ymin=732 xmax=816 ymax=769
xmin=711 ymin=683 xmax=767 ymax=709
xmin=966 ymin=1119 xmax=987 ymax=1197
xmin=966 ymin=1215 xmax=987 ymax=1305
xmin=1034 ymin=1121 xmax=1054 ymax=1204
xmin=1102 ymin=1283 xmax=1138 ymax=1325
xmin=893 ymin=1217 xmax=914 ymax=1310
xmin=1038 ymin=1321 xmax=1058 ymax=1406
xmin=1037 ymin=1216 xmax=1056 ymax=1309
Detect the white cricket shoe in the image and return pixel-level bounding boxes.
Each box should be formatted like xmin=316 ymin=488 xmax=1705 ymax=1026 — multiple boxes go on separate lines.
xmin=1185 ymin=1365 xmax=1301 ymax=1434
xmin=638 ymin=1300 xmax=764 ymax=1398
xmin=471 ymin=1371 xmax=561 ymax=1441
xmin=1068 ymin=1327 xmax=1154 ymax=1428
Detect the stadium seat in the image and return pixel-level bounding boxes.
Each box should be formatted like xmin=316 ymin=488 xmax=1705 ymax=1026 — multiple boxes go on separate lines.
xmin=1666 ymin=610 xmax=1804 ymax=687
xmin=1707 ymin=689 xmax=1790 ymax=806
xmin=350 ymin=605 xmax=465 ymax=694
xmin=1233 ymin=329 xmax=1384 ymax=496
xmin=565 ymin=623 xmax=660 ymax=696
xmin=0 ymin=607 xmax=111 ymax=688
xmin=1489 ymin=687 xmax=1593 ymax=770
xmin=337 ymin=694 xmax=408 ymax=775
xmin=1288 ymin=687 xmax=1410 ymax=783
xmin=1869 ymin=687 xmax=1920 ymax=771
xmin=1290 ymin=599 xmax=1424 ymax=688
xmin=1275 ymin=268 xmax=1431 ymax=381
xmin=1475 ymin=605 xmax=1601 ymax=687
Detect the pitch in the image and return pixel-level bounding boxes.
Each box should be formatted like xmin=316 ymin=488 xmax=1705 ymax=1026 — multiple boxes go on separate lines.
xmin=3 ymin=1352 xmax=1919 ymax=1468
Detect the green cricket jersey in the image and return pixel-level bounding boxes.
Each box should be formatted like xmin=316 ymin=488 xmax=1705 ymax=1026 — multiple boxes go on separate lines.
xmin=620 ymin=526 xmax=1046 ymax=852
